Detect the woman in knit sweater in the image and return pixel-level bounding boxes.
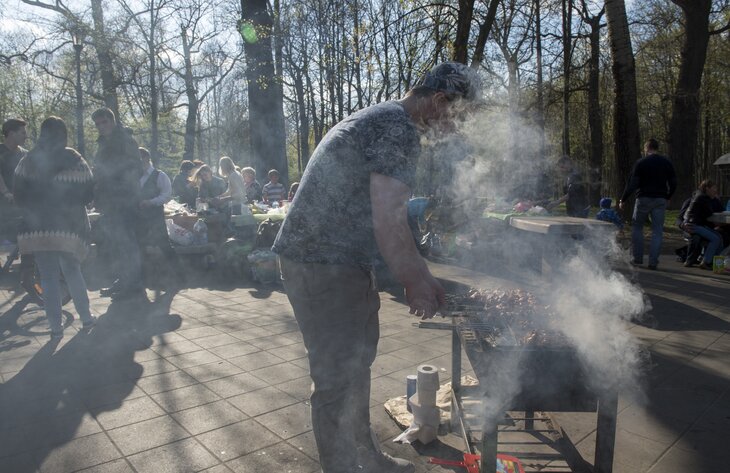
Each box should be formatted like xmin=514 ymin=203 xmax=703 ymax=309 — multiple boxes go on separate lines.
xmin=14 ymin=116 xmax=96 ymax=338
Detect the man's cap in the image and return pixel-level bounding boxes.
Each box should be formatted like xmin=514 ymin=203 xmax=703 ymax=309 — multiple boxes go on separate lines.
xmin=416 ymin=62 xmax=482 ymax=101
xmin=600 ymin=197 xmax=612 ymax=209
xmin=268 ymin=169 xmax=280 ymax=176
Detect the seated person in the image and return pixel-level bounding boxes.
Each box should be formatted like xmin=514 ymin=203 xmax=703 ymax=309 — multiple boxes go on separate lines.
xmin=192 ymin=164 xmax=227 ymax=208
xmin=262 ymin=169 xmax=286 ymax=204
xmin=217 ymin=156 xmax=247 ymax=208
xmin=171 ymin=160 xmax=199 ymax=207
xmin=288 ymin=181 xmax=299 ymax=201
xmin=595 ymin=198 xmax=624 ymax=230
xmin=241 ymin=166 xmax=262 ymax=203
xmin=676 ymin=196 xmax=704 ymax=264
xmin=683 ymin=180 xmax=723 ymax=269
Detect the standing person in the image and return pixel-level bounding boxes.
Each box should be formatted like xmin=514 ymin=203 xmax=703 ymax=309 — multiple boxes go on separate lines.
xmin=273 ymin=62 xmax=481 ymax=473
xmin=137 ymin=147 xmax=185 ymax=283
xmin=217 ymin=156 xmax=247 ymax=207
xmin=262 ymin=169 xmax=286 ymax=204
xmin=555 ymin=156 xmax=590 ymax=218
xmin=171 ymin=160 xmax=198 ymax=208
xmin=0 ymin=118 xmax=28 ymax=203
xmin=619 ymin=138 xmax=677 ymax=270
xmin=91 ymin=107 xmax=145 ymax=299
xmin=13 ymin=116 xmax=96 ymax=338
xmin=241 ymin=166 xmax=262 ymax=203
xmin=0 ymin=119 xmax=28 ymax=245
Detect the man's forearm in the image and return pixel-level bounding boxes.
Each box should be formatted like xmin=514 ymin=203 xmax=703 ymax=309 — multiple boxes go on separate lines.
xmin=371 ymin=173 xmax=428 ymax=285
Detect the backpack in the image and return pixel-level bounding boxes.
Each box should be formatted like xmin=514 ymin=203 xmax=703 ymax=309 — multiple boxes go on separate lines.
xmin=254 ymin=218 xmax=282 ymax=249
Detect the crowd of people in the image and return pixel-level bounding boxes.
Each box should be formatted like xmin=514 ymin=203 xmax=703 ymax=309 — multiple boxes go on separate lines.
xmin=0 ymin=109 xmax=292 ymax=340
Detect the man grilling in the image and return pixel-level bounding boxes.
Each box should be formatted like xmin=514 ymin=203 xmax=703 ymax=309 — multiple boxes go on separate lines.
xmin=273 ymin=62 xmax=481 ymax=473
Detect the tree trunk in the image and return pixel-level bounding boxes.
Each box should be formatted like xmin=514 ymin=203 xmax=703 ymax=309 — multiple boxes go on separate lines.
xmin=148 ymin=1 xmax=159 ymax=167
xmin=587 ymin=13 xmax=604 ymax=205
xmin=667 ymin=0 xmax=712 ymax=202
xmin=240 ymin=0 xmax=289 ymax=184
xmin=605 ymin=0 xmax=642 ymax=202
xmin=535 ymin=0 xmax=544 ymax=160
xmin=453 ymin=0 xmax=476 ymax=63
xmin=562 ymin=0 xmax=573 ymax=157
xmin=90 ymin=0 xmax=120 ymax=119
xmin=181 ymin=27 xmax=197 ymax=162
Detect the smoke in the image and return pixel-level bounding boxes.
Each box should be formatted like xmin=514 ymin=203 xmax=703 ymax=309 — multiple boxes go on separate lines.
xmin=427 ymin=102 xmax=650 ymax=427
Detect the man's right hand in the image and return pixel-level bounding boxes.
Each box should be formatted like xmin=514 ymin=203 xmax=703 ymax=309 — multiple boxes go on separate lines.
xmin=404 ymin=273 xmax=445 ymax=319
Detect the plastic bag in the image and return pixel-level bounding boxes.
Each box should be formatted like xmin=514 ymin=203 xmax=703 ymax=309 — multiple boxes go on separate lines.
xmin=166 ymin=218 xmax=195 ymax=246
xmin=193 ymin=219 xmax=208 ymax=245
xmin=247 ymin=249 xmax=278 ymax=284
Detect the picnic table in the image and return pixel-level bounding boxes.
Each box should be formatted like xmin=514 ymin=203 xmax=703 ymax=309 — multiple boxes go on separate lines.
xmin=507 ymin=216 xmax=616 ymax=274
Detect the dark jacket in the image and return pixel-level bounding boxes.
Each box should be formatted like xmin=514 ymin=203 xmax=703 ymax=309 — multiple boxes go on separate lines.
xmin=13 ymin=147 xmax=94 ymax=261
xmin=172 ymin=172 xmax=197 ymax=207
xmin=198 ymin=175 xmax=227 ymax=200
xmin=93 ymin=126 xmax=141 ymax=211
xmin=684 ymin=191 xmax=715 ymax=228
xmin=620 ymin=153 xmax=677 ymax=202
xmin=564 ymin=171 xmax=590 ymax=217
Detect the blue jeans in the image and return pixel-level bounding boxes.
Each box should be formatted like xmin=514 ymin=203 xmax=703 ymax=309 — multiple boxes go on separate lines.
xmin=691 ymin=226 xmax=723 ymax=264
xmin=35 ymin=251 xmax=93 ymax=333
xmin=632 ymin=197 xmax=667 ymax=266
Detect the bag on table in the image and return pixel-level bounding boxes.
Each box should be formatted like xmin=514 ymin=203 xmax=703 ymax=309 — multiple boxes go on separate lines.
xmin=166 ymin=218 xmax=195 ymax=246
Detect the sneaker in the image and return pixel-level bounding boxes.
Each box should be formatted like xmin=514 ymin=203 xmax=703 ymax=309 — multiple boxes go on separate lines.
xmin=683 ymin=259 xmax=695 ymax=267
xmin=50 ymin=330 xmax=64 ymax=340
xmin=630 ymin=259 xmax=643 ymax=266
xmin=647 ymin=264 xmax=658 ymax=270
xmin=698 ymin=262 xmax=712 ymax=270
xmin=357 ymin=452 xmax=415 ymax=473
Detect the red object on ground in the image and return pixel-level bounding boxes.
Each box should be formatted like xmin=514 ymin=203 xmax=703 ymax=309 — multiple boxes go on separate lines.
xmin=429 ymin=453 xmax=525 ymax=473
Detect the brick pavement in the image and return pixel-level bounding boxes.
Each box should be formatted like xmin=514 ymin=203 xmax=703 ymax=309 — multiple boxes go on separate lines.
xmin=0 ymin=255 xmax=728 ymax=473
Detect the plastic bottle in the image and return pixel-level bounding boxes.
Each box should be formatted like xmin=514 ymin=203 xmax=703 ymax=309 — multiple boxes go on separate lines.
xmin=193 ymin=219 xmax=208 ymax=244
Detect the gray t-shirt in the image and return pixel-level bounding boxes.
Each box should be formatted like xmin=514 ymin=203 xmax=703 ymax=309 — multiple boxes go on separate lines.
xmin=273 ymin=101 xmax=420 ymax=266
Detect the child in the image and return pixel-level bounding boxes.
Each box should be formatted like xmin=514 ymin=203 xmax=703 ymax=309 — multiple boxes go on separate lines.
xmin=596 ymin=197 xmax=624 ymax=230
xmin=262 ymin=169 xmax=286 ymax=204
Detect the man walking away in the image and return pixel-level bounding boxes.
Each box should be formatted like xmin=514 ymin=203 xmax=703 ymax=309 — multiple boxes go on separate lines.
xmin=273 ymin=62 xmax=481 ymax=473
xmin=619 ymin=138 xmax=677 ymax=270
xmin=137 ymin=147 xmax=184 ymax=287
xmin=92 ymin=107 xmax=145 ymax=299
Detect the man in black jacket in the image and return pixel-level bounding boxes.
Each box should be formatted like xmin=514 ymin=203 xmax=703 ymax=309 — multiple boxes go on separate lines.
xmin=92 ymin=107 xmax=145 ymax=299
xmin=619 ymin=138 xmax=677 ymax=270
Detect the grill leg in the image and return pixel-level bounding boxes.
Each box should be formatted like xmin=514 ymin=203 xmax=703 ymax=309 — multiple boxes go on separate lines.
xmin=481 ymin=423 xmax=498 ymax=473
xmin=594 ymin=389 xmax=618 ymax=473
xmin=525 ymin=410 xmax=535 ymax=430
xmin=450 ymin=327 xmax=461 ymax=432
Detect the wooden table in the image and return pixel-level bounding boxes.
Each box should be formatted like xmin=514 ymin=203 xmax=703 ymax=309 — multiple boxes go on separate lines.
xmin=709 ymin=212 xmax=730 ymax=224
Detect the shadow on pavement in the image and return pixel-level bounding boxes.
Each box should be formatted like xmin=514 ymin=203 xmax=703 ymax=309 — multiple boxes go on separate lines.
xmin=0 ymin=290 xmax=181 ymax=472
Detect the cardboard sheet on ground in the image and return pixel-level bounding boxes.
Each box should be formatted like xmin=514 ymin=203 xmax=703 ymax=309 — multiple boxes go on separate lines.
xmin=384 ymin=375 xmax=478 ymax=440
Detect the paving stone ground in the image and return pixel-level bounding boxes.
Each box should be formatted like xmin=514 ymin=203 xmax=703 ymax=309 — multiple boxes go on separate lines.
xmin=0 ymin=248 xmax=727 ymax=473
